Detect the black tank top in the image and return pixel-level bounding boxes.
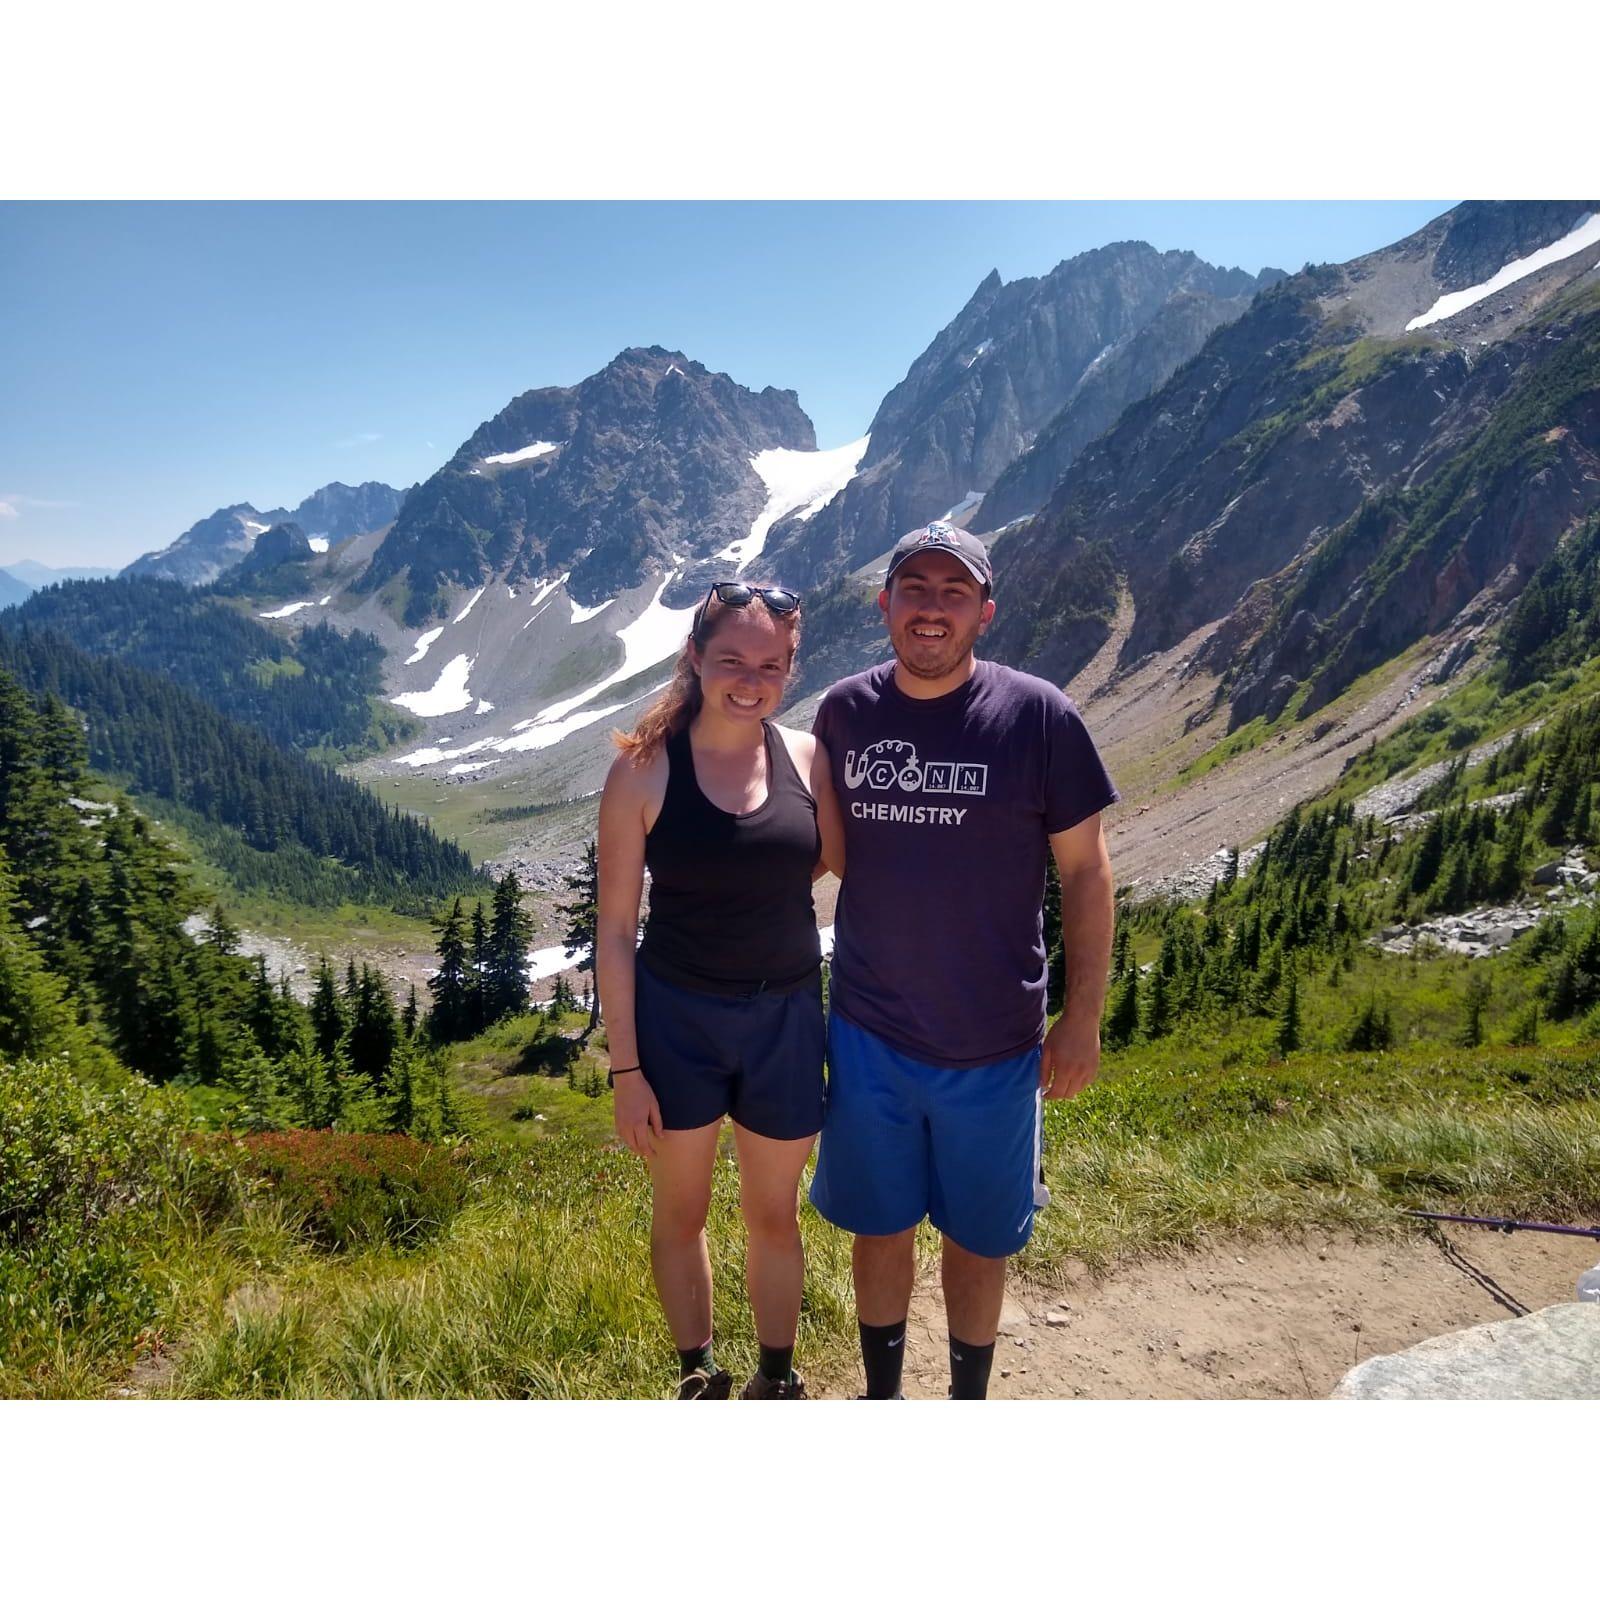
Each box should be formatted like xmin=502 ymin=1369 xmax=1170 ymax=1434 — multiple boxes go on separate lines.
xmin=640 ymin=721 xmax=821 ymax=996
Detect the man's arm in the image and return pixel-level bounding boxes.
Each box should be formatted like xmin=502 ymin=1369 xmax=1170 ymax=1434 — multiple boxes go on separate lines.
xmin=1039 ymin=811 xmax=1115 ymax=1100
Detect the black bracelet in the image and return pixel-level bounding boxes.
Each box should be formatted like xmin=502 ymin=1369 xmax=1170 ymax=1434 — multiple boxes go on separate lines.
xmin=607 ymin=1066 xmax=642 ymax=1087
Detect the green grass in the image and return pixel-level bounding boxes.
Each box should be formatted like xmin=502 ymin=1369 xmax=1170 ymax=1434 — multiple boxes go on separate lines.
xmin=9 ymin=1004 xmax=1598 ymax=1398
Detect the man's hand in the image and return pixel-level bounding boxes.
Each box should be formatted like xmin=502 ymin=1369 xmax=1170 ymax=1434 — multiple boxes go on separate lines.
xmin=1040 ymin=1012 xmax=1100 ymax=1100
xmin=613 ymin=1073 xmax=663 ymax=1157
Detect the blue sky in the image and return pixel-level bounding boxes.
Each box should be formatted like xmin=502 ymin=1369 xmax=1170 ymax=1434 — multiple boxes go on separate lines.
xmin=0 ymin=201 xmax=1451 ymax=569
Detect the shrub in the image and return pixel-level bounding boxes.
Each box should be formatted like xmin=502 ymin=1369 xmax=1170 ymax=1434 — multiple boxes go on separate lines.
xmin=0 ymin=1056 xmax=181 ymax=1367
xmin=229 ymin=1131 xmax=470 ymax=1251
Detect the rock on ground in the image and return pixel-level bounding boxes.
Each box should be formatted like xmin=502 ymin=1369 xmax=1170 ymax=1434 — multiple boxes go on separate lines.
xmin=1333 ymin=1302 xmax=1600 ymax=1400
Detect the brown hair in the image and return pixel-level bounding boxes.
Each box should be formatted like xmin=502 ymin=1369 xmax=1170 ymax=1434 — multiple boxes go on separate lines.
xmin=612 ymin=583 xmax=802 ymax=765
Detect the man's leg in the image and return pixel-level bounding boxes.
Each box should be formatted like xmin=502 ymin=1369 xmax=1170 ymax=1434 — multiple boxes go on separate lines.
xmin=854 ymin=1227 xmax=917 ymax=1398
xmin=941 ymin=1234 xmax=1007 ymax=1399
xmin=923 ymin=1048 xmax=1044 ymax=1399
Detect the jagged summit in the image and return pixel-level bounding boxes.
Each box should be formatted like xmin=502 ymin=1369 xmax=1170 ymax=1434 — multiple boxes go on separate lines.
xmin=981 ymin=199 xmax=1600 ymax=735
xmin=760 ymin=239 xmax=1282 ymax=583
xmin=125 ymin=481 xmax=402 ymax=587
xmin=360 ymin=348 xmax=817 ymax=625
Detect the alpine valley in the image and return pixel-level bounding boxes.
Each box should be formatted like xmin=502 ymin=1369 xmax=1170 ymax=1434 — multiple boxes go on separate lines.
xmin=10 ymin=199 xmax=1600 ymax=1400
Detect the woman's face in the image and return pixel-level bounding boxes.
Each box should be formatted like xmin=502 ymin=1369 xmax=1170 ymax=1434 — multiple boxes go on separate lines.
xmin=692 ymin=604 xmax=793 ymax=727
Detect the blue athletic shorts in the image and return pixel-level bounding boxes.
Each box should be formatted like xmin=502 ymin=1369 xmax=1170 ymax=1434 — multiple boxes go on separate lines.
xmin=633 ymin=958 xmax=825 ymax=1141
xmin=809 ymin=1010 xmax=1048 ymax=1259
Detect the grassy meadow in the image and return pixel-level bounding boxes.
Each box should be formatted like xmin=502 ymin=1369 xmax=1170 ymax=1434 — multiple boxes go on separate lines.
xmin=6 ymin=947 xmax=1597 ymax=1399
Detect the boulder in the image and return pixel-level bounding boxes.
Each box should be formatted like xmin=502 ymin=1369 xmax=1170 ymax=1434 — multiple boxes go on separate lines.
xmin=1333 ymin=1303 xmax=1600 ymax=1399
xmin=1532 ymin=860 xmax=1563 ymax=886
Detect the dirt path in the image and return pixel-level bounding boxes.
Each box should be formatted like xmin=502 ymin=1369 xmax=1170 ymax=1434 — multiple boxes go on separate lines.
xmin=812 ymin=1229 xmax=1598 ymax=1399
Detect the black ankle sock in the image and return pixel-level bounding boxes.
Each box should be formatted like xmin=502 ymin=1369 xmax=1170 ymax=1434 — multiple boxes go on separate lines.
xmin=859 ymin=1319 xmax=907 ymax=1399
xmin=678 ymin=1341 xmax=719 ymax=1380
xmin=948 ymin=1334 xmax=996 ymax=1400
xmin=758 ymin=1343 xmax=795 ymax=1383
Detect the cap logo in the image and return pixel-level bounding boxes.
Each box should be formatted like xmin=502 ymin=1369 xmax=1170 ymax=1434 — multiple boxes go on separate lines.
xmin=918 ymin=522 xmax=958 ymax=546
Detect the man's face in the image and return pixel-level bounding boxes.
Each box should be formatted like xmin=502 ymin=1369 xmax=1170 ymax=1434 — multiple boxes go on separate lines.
xmin=878 ymin=551 xmax=995 ymax=683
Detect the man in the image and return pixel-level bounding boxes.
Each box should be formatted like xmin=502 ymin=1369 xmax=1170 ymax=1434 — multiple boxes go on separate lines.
xmin=810 ymin=521 xmax=1117 ymax=1400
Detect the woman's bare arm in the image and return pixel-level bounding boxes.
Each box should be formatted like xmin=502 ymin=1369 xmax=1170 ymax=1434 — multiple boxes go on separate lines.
xmin=596 ymin=750 xmax=665 ymax=1154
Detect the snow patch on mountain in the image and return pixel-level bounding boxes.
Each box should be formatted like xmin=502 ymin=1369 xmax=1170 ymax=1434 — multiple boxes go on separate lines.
xmin=308 ymin=536 xmax=330 ymax=553
xmin=539 ymin=575 xmax=697 ymax=725
xmin=453 ymin=586 xmax=485 ymax=624
xmin=569 ymin=595 xmax=615 ymax=624
xmin=715 ymin=434 xmax=870 ymax=572
xmin=391 ymin=653 xmax=476 ymax=717
xmin=482 ymin=440 xmax=560 ymax=466
xmin=404 ymin=626 xmax=444 ymax=666
xmin=494 ymin=680 xmax=669 ymax=755
xmin=1407 ymin=212 xmax=1600 ymax=330
xmin=475 ymin=699 xmax=494 ymax=715
xmin=259 ymin=600 xmax=314 ymax=618
xmin=318 ymin=595 xmax=331 ymax=605
xmin=942 ymin=490 xmax=985 ymax=522
xmin=448 ymin=759 xmax=500 ymax=775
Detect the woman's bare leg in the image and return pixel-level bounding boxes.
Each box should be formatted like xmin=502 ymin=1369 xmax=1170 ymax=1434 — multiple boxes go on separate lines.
xmin=731 ymin=1123 xmax=817 ymax=1348
xmin=647 ymin=1121 xmax=723 ymax=1350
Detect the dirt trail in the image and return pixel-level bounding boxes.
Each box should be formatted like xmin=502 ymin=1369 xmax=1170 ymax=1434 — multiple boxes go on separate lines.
xmin=812 ymin=1229 xmax=1598 ymax=1399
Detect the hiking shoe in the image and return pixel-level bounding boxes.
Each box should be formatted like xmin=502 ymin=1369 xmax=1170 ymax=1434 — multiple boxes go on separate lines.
xmin=676 ymin=1368 xmax=733 ymax=1400
xmin=740 ymin=1369 xmax=808 ymax=1400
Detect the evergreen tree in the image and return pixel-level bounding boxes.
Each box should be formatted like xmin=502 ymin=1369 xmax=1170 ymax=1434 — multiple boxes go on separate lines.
xmin=348 ymin=963 xmax=399 ymax=1083
xmin=1276 ymin=970 xmax=1301 ymax=1055
xmin=1103 ymin=966 xmax=1140 ymax=1049
xmin=559 ymin=839 xmax=602 ymax=1035
xmin=1143 ymin=965 xmax=1170 ymax=1039
xmin=1458 ymin=970 xmax=1491 ymax=1047
xmin=469 ymin=900 xmax=490 ymax=1035
xmin=310 ymin=958 xmax=347 ymax=1061
xmin=428 ymin=898 xmax=472 ymax=1043
xmin=401 ymin=983 xmax=419 ymax=1039
xmin=225 ymin=1048 xmax=291 ymax=1132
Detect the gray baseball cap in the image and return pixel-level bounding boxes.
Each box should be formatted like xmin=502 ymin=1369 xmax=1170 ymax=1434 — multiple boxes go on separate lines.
xmin=884 ymin=521 xmax=993 ymax=588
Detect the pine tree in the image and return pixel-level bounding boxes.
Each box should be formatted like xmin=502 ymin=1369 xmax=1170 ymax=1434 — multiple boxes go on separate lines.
xmin=1110 ymin=919 xmax=1131 ymax=982
xmin=1276 ymin=970 xmax=1301 ymax=1055
xmin=1103 ymin=966 xmax=1140 ymax=1049
xmin=348 ymin=963 xmax=399 ymax=1083
xmin=428 ymin=897 xmax=472 ymax=1043
xmin=310 ymin=957 xmax=346 ymax=1061
xmin=559 ymin=839 xmax=602 ymax=1035
xmin=401 ymin=984 xmax=419 ymax=1039
xmin=549 ymin=972 xmax=575 ymax=1016
xmin=1143 ymin=965 xmax=1170 ymax=1039
xmin=1458 ymin=970 xmax=1490 ymax=1048
xmin=488 ymin=870 xmax=533 ymax=1024
xmin=226 ymin=1048 xmax=291 ymax=1132
xmin=469 ymin=900 xmax=490 ymax=1035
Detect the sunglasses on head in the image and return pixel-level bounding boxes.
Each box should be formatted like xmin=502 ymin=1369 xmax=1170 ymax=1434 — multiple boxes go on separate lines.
xmin=704 ymin=582 xmax=801 ymax=614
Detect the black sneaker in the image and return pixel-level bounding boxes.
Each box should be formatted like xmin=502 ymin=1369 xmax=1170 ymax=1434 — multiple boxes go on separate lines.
xmin=676 ymin=1368 xmax=733 ymax=1399
xmin=740 ymin=1369 xmax=808 ymax=1399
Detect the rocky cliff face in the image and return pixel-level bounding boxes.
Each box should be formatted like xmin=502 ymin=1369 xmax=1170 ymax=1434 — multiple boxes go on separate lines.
xmin=982 ymin=202 xmax=1600 ymax=728
xmin=975 ymin=280 xmax=1283 ymax=532
xmin=124 ymin=504 xmax=281 ymax=586
xmin=359 ymin=347 xmax=815 ymax=624
xmin=761 ymin=244 xmax=1281 ymax=583
xmin=125 ymin=481 xmax=402 ymax=586
xmin=291 ymin=481 xmax=404 ymax=542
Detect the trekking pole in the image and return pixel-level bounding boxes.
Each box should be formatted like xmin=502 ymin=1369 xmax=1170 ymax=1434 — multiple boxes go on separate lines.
xmin=1404 ymin=1208 xmax=1600 ymax=1241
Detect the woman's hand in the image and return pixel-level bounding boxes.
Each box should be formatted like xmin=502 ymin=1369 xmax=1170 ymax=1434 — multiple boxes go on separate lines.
xmin=613 ymin=1072 xmax=664 ymax=1157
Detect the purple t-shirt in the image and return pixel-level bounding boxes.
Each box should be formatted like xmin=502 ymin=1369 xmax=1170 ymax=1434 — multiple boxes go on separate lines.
xmin=813 ymin=658 xmax=1118 ymax=1068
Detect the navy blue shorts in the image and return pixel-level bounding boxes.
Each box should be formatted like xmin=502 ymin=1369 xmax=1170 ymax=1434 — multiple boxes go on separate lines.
xmin=633 ymin=958 xmax=825 ymax=1141
xmin=809 ymin=1010 xmax=1048 ymax=1259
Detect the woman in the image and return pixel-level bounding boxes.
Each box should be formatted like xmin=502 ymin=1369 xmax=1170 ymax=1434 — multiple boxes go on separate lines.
xmin=596 ymin=579 xmax=843 ymax=1399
